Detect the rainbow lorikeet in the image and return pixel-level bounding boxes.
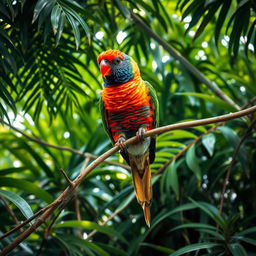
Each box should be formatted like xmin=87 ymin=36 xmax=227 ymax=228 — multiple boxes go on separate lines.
xmin=98 ymin=50 xmax=159 ymax=226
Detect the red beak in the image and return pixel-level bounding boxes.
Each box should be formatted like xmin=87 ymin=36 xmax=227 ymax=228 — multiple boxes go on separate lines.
xmin=100 ymin=60 xmax=111 ymax=78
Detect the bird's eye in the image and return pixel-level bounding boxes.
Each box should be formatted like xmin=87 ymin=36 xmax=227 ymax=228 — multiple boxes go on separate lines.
xmin=113 ymin=58 xmax=121 ymax=65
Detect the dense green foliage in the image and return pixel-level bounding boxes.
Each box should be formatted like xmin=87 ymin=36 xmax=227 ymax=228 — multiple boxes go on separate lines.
xmin=0 ymin=0 xmax=256 ymax=255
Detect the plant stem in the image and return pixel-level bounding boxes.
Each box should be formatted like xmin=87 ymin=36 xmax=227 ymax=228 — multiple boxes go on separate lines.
xmin=218 ymin=118 xmax=256 ymax=218
xmin=0 ymin=105 xmax=255 ymax=255
xmin=0 ymin=118 xmax=130 ymax=170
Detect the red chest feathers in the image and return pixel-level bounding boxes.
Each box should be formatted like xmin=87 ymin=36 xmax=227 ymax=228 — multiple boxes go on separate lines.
xmin=102 ymin=79 xmax=154 ymax=141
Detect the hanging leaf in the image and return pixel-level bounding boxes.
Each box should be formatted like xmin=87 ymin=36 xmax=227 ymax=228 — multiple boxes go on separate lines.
xmin=202 ymin=133 xmax=216 ymax=156
xmin=0 ymin=189 xmax=34 ymax=219
xmin=54 ymin=220 xmax=128 ymax=244
xmin=185 ymin=144 xmax=201 ymax=183
xmin=169 ymin=242 xmax=221 ymax=256
xmin=166 ymin=160 xmax=179 ymax=200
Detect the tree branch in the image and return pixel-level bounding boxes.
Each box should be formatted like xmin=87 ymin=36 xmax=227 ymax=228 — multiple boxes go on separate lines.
xmin=0 ymin=118 xmax=130 ymax=170
xmin=0 ymin=106 xmax=255 ymax=255
xmin=130 ymin=12 xmax=241 ymax=111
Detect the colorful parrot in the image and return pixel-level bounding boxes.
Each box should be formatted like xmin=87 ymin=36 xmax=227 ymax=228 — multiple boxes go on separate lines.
xmin=98 ymin=49 xmax=159 ymax=226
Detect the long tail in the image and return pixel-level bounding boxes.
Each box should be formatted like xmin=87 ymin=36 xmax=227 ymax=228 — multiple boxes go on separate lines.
xmin=129 ymin=151 xmax=152 ymax=227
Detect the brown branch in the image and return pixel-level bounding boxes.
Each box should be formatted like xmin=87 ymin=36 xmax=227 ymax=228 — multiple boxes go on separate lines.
xmin=87 ymin=125 xmax=223 ymax=239
xmin=145 ymin=106 xmax=255 ymax=138
xmin=242 ymin=96 xmax=256 ymax=109
xmin=218 ymin=118 xmax=256 ymax=218
xmin=130 ymin=11 xmax=241 ymax=111
xmin=59 ymin=168 xmax=74 ymax=187
xmin=1 ymin=106 xmax=255 ymax=255
xmin=86 ymin=125 xmax=222 ymax=239
xmin=0 ymin=118 xmax=130 ymax=171
xmin=0 ymin=200 xmax=60 ymax=241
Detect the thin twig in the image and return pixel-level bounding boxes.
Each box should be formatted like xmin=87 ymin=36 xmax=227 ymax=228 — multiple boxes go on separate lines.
xmin=0 ymin=197 xmax=22 ymax=232
xmin=59 ymin=168 xmax=74 ymax=187
xmin=0 ymin=117 xmax=130 ymax=170
xmin=130 ymin=11 xmax=240 ymax=111
xmin=242 ymin=96 xmax=256 ymax=109
xmin=86 ymin=196 xmax=135 ymax=240
xmin=218 ymin=118 xmax=256 ymax=218
xmin=87 ymin=124 xmax=224 ymax=239
xmin=0 ymin=201 xmax=60 ymax=241
xmin=1 ymin=106 xmax=255 ymax=255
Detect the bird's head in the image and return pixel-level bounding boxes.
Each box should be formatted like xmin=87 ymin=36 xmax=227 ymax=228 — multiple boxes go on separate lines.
xmin=97 ymin=49 xmax=140 ymax=86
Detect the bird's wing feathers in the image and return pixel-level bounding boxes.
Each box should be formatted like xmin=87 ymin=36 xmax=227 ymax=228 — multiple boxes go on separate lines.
xmin=145 ymin=81 xmax=159 ymax=128
xmin=145 ymin=81 xmax=159 ymax=164
xmin=99 ymin=96 xmax=115 ymax=144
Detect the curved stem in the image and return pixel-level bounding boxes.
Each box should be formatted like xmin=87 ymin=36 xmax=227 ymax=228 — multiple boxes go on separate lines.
xmin=218 ymin=118 xmax=256 ymax=218
xmin=1 ymin=105 xmax=255 ymax=255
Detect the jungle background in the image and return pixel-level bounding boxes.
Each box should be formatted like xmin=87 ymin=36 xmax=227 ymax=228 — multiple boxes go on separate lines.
xmin=0 ymin=0 xmax=256 ymax=255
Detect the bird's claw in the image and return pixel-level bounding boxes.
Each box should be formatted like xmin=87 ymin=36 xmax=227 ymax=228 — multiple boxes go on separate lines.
xmin=115 ymin=136 xmax=127 ymax=152
xmin=136 ymin=127 xmax=146 ymax=143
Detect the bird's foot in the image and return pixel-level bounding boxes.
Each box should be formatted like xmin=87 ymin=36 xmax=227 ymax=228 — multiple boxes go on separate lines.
xmin=115 ymin=136 xmax=127 ymax=152
xmin=136 ymin=127 xmax=146 ymax=143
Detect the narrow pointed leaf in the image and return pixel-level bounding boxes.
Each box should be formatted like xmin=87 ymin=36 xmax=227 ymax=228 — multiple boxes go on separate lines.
xmin=169 ymin=242 xmax=220 ymax=256
xmin=0 ymin=189 xmax=34 ymax=219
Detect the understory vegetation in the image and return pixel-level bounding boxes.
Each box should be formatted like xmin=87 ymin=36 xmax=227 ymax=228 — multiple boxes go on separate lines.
xmin=0 ymin=0 xmax=256 ymax=255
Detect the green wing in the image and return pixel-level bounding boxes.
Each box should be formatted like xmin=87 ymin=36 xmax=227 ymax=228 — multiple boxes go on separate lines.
xmin=99 ymin=96 xmax=115 ymax=144
xmin=145 ymin=81 xmax=159 ymax=128
xmin=99 ymin=82 xmax=158 ymax=144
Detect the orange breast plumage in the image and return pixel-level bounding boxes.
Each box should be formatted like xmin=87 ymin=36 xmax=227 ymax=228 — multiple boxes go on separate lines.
xmin=102 ymin=78 xmax=154 ymax=142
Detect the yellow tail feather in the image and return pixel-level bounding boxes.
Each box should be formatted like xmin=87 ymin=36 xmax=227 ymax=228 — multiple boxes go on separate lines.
xmin=129 ymin=151 xmax=152 ymax=226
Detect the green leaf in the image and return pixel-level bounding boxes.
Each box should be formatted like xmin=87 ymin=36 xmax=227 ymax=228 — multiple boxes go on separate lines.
xmin=116 ymin=190 xmax=135 ymax=212
xmin=151 ymin=203 xmax=197 ymax=228
xmin=51 ymin=5 xmax=62 ymax=33
xmin=197 ymin=228 xmax=225 ymax=240
xmin=186 ymin=144 xmax=201 ymax=182
xmin=158 ymin=130 xmax=197 ymax=140
xmin=62 ymin=4 xmax=91 ymax=44
xmin=170 ymin=223 xmax=216 ymax=232
xmin=177 ymin=92 xmax=236 ymax=112
xmin=114 ymin=0 xmax=130 ymax=18
xmin=157 ymin=141 xmax=185 ymax=148
xmin=194 ymin=2 xmax=220 ymax=40
xmin=169 ymin=242 xmax=220 ymax=256
xmin=54 ymin=220 xmax=127 ymax=244
xmin=33 ymin=0 xmax=49 ymax=23
xmin=0 ymin=177 xmax=53 ymax=203
xmin=0 ymin=189 xmax=34 ymax=219
xmin=0 ymin=167 xmax=27 ymax=175
xmin=166 ymin=161 xmax=179 ymax=200
xmin=141 ymin=242 xmax=174 ymax=253
xmin=189 ymin=198 xmax=225 ymax=226
xmin=95 ymin=242 xmax=129 ymax=256
xmin=218 ymin=126 xmax=248 ymax=172
xmin=215 ymin=0 xmax=232 ymax=47
xmin=236 ymin=226 xmax=256 ymax=236
xmin=234 ymin=237 xmax=256 ymax=246
xmin=202 ymin=133 xmax=216 ymax=156
xmin=84 ymin=241 xmax=110 ymax=256
xmin=66 ymin=13 xmax=80 ymax=49
xmin=228 ymin=243 xmax=247 ymax=256
xmin=55 ymin=11 xmax=65 ymax=46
